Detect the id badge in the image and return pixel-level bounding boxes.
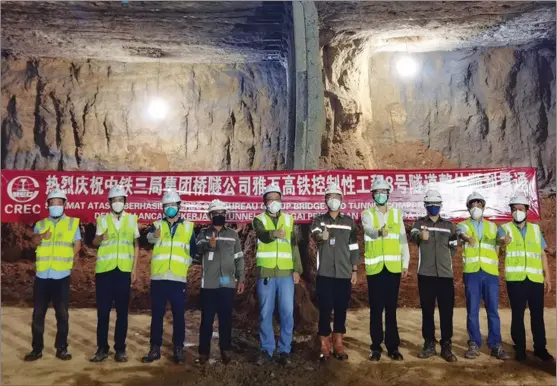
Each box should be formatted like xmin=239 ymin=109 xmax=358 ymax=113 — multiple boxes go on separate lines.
xmin=219 ymin=276 xmax=230 ymax=286
xmin=208 ymin=252 xmax=214 ymax=261
xmin=329 ymin=237 xmax=336 ymax=247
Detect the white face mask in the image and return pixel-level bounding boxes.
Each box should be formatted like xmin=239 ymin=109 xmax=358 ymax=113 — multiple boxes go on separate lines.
xmin=111 ymin=202 xmax=125 ymax=213
xmin=470 ymin=207 xmax=483 ymax=220
xmin=327 ymin=198 xmax=341 ymax=212
xmin=512 ymin=210 xmax=526 ymax=223
xmin=267 ymin=201 xmax=282 ymax=214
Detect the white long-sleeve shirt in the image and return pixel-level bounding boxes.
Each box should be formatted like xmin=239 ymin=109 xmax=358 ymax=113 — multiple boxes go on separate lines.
xmin=361 ymin=207 xmax=410 ymax=270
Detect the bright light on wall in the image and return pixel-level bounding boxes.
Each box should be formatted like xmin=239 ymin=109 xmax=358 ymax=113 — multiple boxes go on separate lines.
xmin=148 ymin=97 xmax=168 ymax=120
xmin=396 ymin=55 xmax=418 ymax=78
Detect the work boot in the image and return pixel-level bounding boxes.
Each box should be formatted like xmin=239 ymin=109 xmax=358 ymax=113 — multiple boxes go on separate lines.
xmin=491 ymin=344 xmax=510 ymax=361
xmin=89 ymin=348 xmax=109 ymax=363
xmin=142 ymin=345 xmax=161 ymax=363
xmin=369 ymin=350 xmax=381 ymax=361
xmin=278 ymin=352 xmax=293 ymax=367
xmin=24 ymin=350 xmax=42 ymax=362
xmin=114 ymin=350 xmax=128 ymax=363
xmin=319 ymin=335 xmax=332 ymax=361
xmin=440 ymin=342 xmax=457 ymax=362
xmin=418 ymin=340 xmax=437 ymax=359
xmin=255 ymin=351 xmax=273 ymax=365
xmin=56 ymin=348 xmax=72 ymax=361
xmin=332 ymin=333 xmax=349 ymax=360
xmin=221 ymin=350 xmax=232 ymax=365
xmin=173 ymin=346 xmax=185 ymax=364
xmin=194 ymin=354 xmax=209 ymax=366
xmin=388 ymin=349 xmax=404 ymax=361
xmin=464 ymin=341 xmax=480 ymax=359
xmin=534 ymin=349 xmax=555 ymax=362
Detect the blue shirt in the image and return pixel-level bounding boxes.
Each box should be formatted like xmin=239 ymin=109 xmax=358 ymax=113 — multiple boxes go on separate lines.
xmin=497 ymin=222 xmax=547 ymax=249
xmin=148 ymin=217 xmax=197 ymax=257
xmin=34 ymin=216 xmax=81 ymax=280
xmin=457 ymin=220 xmax=484 ymax=240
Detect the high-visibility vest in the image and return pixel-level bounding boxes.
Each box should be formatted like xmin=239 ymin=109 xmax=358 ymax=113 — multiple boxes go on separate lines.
xmin=151 ymin=219 xmax=194 ymax=277
xmin=502 ymin=222 xmax=544 ymax=283
xmin=254 ymin=212 xmax=294 ymax=270
xmin=362 ymin=207 xmax=403 ymax=275
xmin=96 ymin=213 xmax=137 ymax=273
xmin=35 ymin=216 xmax=79 ymax=272
xmin=458 ymin=219 xmax=498 ymax=275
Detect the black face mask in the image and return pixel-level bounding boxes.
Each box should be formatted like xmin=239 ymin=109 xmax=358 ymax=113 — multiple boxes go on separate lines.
xmin=212 ymin=215 xmax=226 ymax=226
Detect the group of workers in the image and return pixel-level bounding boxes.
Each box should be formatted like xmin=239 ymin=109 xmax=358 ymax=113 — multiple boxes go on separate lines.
xmin=23 ymin=178 xmax=554 ymax=366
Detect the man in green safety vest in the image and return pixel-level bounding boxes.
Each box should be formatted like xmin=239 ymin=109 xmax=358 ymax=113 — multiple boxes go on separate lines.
xmin=24 ymin=189 xmax=81 ymax=362
xmin=498 ymin=193 xmax=554 ymax=362
xmin=90 ymin=185 xmax=139 ymax=363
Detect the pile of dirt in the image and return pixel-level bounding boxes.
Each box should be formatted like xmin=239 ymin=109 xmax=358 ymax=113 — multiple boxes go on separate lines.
xmin=2 ymin=197 xmax=555 ymax=333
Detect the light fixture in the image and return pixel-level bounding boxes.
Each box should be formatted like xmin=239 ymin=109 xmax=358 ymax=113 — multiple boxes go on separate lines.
xmin=396 ymin=55 xmax=418 ymax=78
xmin=148 ymin=97 xmax=168 ymax=120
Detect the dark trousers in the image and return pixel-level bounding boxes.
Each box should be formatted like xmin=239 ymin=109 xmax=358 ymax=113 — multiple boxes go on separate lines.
xmin=418 ymin=275 xmax=455 ymax=345
xmin=506 ymin=279 xmax=547 ymax=351
xmin=316 ymin=276 xmax=352 ymax=336
xmin=150 ymin=280 xmax=187 ymax=347
xmin=95 ymin=269 xmax=131 ymax=352
xmin=367 ymin=268 xmax=401 ymax=352
xmin=198 ymin=287 xmax=235 ymax=355
xmin=31 ymin=276 xmax=70 ymax=352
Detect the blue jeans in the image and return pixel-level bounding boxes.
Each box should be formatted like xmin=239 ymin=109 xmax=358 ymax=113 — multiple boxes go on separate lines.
xmin=257 ymin=276 xmax=294 ymax=355
xmin=464 ymin=270 xmax=502 ymax=348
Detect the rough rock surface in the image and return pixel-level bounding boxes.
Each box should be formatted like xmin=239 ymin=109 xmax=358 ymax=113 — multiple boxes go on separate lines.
xmin=1 ymin=57 xmax=290 ymax=172
xmin=321 ymin=42 xmax=556 ymax=190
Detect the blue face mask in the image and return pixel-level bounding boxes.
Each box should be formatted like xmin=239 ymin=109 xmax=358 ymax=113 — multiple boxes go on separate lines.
xmin=374 ymin=193 xmax=388 ymax=206
xmin=164 ymin=206 xmax=178 ymax=218
xmin=426 ymin=206 xmax=441 ymax=216
xmin=48 ymin=205 xmax=64 ymax=218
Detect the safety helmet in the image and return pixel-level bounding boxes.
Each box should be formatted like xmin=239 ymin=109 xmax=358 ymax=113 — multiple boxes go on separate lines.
xmin=207 ymin=199 xmax=227 ymax=214
xmin=371 ymin=178 xmax=391 ymax=192
xmin=47 ymin=189 xmax=67 ymax=202
xmin=325 ymin=183 xmax=343 ymax=196
xmin=466 ymin=191 xmax=485 ymax=207
xmin=509 ymin=193 xmax=530 ymax=207
xmin=162 ymin=189 xmax=181 ymax=204
xmin=263 ymin=183 xmax=282 ymax=198
xmin=424 ymin=190 xmax=442 ymax=204
xmin=108 ymin=185 xmax=127 ymax=199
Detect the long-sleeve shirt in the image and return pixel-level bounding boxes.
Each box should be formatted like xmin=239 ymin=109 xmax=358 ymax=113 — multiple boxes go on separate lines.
xmin=147 ymin=217 xmax=197 ymax=283
xmin=253 ymin=214 xmax=303 ymax=278
xmin=194 ymin=225 xmax=245 ymax=289
xmin=361 ymin=207 xmax=410 ymax=270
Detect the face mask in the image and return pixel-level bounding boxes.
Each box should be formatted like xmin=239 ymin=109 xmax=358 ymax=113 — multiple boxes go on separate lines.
xmin=111 ymin=202 xmax=125 ymax=213
xmin=470 ymin=207 xmax=483 ymax=220
xmin=48 ymin=205 xmax=64 ymax=218
xmin=164 ymin=206 xmax=178 ymax=218
xmin=512 ymin=210 xmax=526 ymax=223
xmin=426 ymin=206 xmax=441 ymax=216
xmin=374 ymin=193 xmax=388 ymax=206
xmin=212 ymin=215 xmax=226 ymax=226
xmin=267 ymin=201 xmax=282 ymax=214
xmin=327 ymin=198 xmax=341 ymax=212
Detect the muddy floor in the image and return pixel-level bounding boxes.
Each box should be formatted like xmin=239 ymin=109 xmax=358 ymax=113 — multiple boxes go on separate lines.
xmin=2 ymin=307 xmax=555 ymax=386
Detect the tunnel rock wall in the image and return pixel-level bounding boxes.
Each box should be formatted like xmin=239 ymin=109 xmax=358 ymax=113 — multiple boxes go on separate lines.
xmin=1 ymin=56 xmax=289 ymax=172
xmin=321 ymin=41 xmax=556 ymax=191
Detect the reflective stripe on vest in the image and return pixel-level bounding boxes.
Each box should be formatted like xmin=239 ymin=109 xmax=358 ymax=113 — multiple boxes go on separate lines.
xmin=458 ymin=219 xmax=499 ymax=275
xmin=96 ymin=213 xmax=137 ymax=273
xmin=254 ymin=212 xmax=294 ymax=270
xmin=362 ymin=207 xmax=403 ymax=275
xmin=151 ymin=220 xmax=194 ymax=277
xmin=503 ymin=222 xmax=544 ymax=283
xmin=35 ymin=217 xmax=79 ymax=272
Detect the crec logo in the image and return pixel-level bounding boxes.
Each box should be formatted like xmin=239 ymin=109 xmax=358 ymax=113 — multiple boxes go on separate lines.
xmin=7 ymin=176 xmax=40 ymax=203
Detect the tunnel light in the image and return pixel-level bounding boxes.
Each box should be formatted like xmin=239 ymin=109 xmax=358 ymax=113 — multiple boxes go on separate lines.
xmin=148 ymin=97 xmax=168 ymax=120
xmin=396 ymin=55 xmax=418 ymax=78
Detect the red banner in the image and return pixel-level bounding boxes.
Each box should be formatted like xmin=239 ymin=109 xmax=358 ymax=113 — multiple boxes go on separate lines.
xmin=0 ymin=168 xmax=539 ymax=224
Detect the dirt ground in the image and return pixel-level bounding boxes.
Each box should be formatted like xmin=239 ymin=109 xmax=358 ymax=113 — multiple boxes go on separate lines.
xmin=2 ymin=307 xmax=555 ymax=386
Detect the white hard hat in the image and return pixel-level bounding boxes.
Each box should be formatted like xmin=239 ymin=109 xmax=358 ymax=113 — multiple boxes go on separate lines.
xmin=263 ymin=183 xmax=282 ymax=197
xmin=509 ymin=193 xmax=530 ymax=207
xmin=47 ymin=189 xmax=67 ymax=201
xmin=424 ymin=190 xmax=442 ymax=204
xmin=108 ymin=185 xmax=127 ymax=199
xmin=162 ymin=190 xmax=181 ymax=204
xmin=466 ymin=191 xmax=485 ymax=206
xmin=325 ymin=183 xmax=343 ymax=196
xmin=207 ymin=199 xmax=227 ymax=214
xmin=371 ymin=178 xmax=391 ymax=192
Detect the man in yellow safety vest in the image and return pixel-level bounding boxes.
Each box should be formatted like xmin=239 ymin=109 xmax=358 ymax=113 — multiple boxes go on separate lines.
xmin=89 ymin=185 xmax=139 ymax=363
xmin=24 ymin=189 xmax=81 ymax=362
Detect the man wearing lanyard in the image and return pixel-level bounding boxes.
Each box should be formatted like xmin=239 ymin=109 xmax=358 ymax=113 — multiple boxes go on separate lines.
xmin=142 ymin=189 xmax=196 ymax=364
xmin=457 ymin=191 xmax=509 ymax=360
